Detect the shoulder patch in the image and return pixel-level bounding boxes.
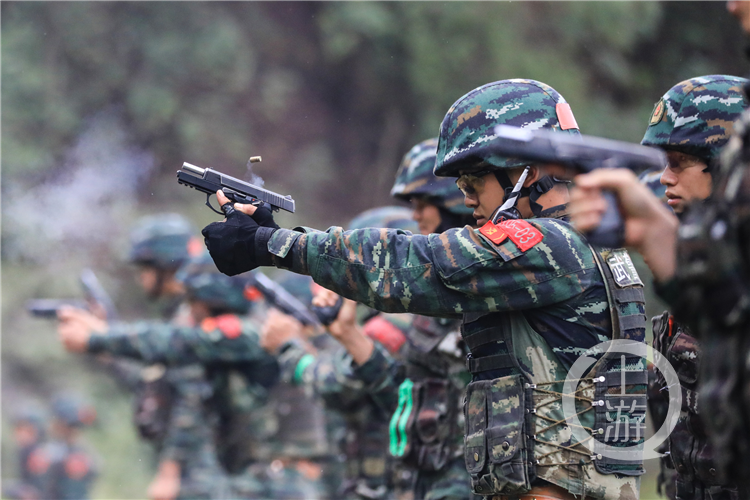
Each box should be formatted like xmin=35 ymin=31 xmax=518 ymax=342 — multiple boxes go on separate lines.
xmin=497 ymin=219 xmax=544 ymax=252
xmin=649 ymin=99 xmax=665 ymax=126
xmin=64 ymin=452 xmax=90 ymax=479
xmin=479 ymin=221 xmax=508 ymax=245
xmin=215 ymin=315 xmax=243 ymax=339
xmin=605 ymin=249 xmax=643 ymax=287
xmin=27 ymin=449 xmax=51 ymax=475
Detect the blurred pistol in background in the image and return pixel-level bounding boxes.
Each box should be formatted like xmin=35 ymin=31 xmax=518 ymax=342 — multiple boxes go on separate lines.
xmin=27 ymin=269 xmax=119 ymax=320
xmin=177 ymin=159 xmax=296 ymax=216
xmin=245 ymin=271 xmax=320 ymax=327
xmin=489 ymin=125 xmax=668 ymax=248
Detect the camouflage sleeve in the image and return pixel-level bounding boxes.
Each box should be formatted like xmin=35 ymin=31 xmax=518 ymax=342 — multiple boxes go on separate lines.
xmin=88 ymin=320 xmax=269 ymax=366
xmin=351 ymin=343 xmax=403 ymax=413
xmin=277 ymin=340 xmax=375 ymax=408
xmin=158 ymin=366 xmax=216 ymax=465
xmin=267 ymin=220 xmax=600 ymax=315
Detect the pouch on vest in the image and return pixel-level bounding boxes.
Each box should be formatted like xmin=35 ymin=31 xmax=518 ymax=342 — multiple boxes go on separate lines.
xmin=389 ymin=378 xmax=455 ymax=471
xmin=463 ymin=374 xmax=533 ymax=496
xmin=133 ymin=364 xmax=174 ymax=443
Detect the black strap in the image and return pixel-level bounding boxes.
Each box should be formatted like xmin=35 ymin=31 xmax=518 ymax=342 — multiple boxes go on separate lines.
xmin=462 ymin=328 xmax=502 ymax=351
xmin=466 ymin=353 xmax=515 ymax=373
xmin=614 ymin=287 xmax=645 ymax=304
xmin=619 ymin=314 xmax=647 ymax=331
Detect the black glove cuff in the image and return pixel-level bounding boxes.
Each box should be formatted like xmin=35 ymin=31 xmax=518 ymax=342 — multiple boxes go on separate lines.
xmin=254 ymin=226 xmax=277 ymax=266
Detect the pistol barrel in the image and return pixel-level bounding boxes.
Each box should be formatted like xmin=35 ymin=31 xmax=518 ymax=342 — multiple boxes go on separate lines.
xmin=182 ymin=162 xmax=206 ymax=176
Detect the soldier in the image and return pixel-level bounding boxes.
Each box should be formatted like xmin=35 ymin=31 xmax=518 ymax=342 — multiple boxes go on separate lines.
xmin=351 ymin=142 xmax=479 ymax=500
xmin=639 ymin=75 xmax=748 ymax=499
xmin=567 ymin=3 xmax=750 ymax=484
xmin=391 ymin=138 xmax=475 ymax=234
xmin=25 ymin=395 xmax=99 ymax=500
xmin=261 ymin=206 xmax=415 ymax=500
xmin=58 ymin=215 xmax=235 ymax=500
xmin=201 ymin=79 xmax=648 ymax=500
xmin=4 ymin=404 xmax=48 ymax=500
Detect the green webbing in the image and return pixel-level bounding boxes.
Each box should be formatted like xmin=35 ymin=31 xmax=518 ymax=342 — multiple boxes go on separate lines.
xmin=293 ymin=354 xmax=316 ymax=385
xmin=389 ymin=378 xmax=414 ymax=457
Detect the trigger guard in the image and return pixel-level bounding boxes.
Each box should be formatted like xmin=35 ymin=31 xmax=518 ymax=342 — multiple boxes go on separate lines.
xmin=205 ymin=194 xmax=226 ymax=216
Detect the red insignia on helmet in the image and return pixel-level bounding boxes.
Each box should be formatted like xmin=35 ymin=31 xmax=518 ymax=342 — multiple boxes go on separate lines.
xmin=498 ymin=219 xmax=543 ymax=252
xmin=479 ymin=222 xmax=508 ymax=245
xmin=556 ymin=103 xmax=579 ymax=131
xmin=363 ymin=316 xmax=406 ymax=354
xmin=65 ymin=453 xmax=90 ymax=479
xmin=244 ymin=285 xmax=263 ymax=302
xmin=216 ymin=314 xmax=242 ymax=339
xmin=27 ymin=449 xmax=50 ymax=475
xmin=650 ymin=99 xmax=665 ymax=126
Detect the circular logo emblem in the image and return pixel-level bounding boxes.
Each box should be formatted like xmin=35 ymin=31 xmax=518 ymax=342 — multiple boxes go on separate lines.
xmin=562 ymin=339 xmax=681 ymax=462
xmin=650 ymin=99 xmax=665 ymax=126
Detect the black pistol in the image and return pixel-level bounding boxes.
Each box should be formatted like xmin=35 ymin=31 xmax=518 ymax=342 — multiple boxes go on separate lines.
xmin=246 ymin=272 xmax=320 ymax=327
xmin=177 ymin=159 xmax=296 ymax=216
xmin=27 ymin=299 xmax=87 ymax=319
xmin=489 ymin=125 xmax=667 ymax=248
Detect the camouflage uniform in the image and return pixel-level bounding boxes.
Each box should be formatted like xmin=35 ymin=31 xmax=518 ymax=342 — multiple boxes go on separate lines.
xmin=203 ymin=80 xmax=648 ymax=499
xmin=640 ymin=75 xmax=748 ymax=500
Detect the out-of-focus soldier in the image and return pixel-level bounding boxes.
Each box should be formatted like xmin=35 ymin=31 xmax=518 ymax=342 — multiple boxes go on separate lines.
xmin=261 ymin=207 xmax=415 ymax=500
xmin=23 ymin=395 xmax=99 ymax=500
xmin=3 ymin=404 xmax=49 ymax=500
xmin=639 ymin=75 xmax=748 ymax=500
xmin=57 ymin=214 xmax=236 ymax=500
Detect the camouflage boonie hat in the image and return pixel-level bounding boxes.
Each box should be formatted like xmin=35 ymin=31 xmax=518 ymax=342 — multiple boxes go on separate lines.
xmin=391 ymin=138 xmax=472 ymax=216
xmin=177 ymin=251 xmax=251 ymax=314
xmin=641 ymin=75 xmax=749 ymax=163
xmin=129 ymin=214 xmax=196 ymax=270
xmin=434 ymin=79 xmax=580 ymax=177
xmin=348 ymin=206 xmax=419 ymax=233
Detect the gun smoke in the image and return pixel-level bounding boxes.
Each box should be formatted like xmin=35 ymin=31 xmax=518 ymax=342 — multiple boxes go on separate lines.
xmin=3 ymin=111 xmax=155 ymax=269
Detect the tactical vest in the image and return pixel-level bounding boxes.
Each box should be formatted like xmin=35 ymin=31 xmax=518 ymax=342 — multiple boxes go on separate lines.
xmin=651 ymin=312 xmax=739 ymax=500
xmin=461 ymin=247 xmax=647 ymax=499
xmin=389 ymin=316 xmax=468 ymax=472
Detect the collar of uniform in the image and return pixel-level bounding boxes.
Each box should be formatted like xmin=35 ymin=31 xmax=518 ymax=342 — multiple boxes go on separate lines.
xmin=535 ymin=204 xmax=569 ymax=220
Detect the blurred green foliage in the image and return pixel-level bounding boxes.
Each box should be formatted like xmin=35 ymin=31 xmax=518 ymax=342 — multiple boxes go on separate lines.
xmin=2 ymin=2 xmax=746 ymax=497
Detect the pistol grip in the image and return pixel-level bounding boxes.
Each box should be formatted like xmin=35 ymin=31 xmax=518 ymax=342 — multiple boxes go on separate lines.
xmin=311 ymin=297 xmax=344 ymax=326
xmin=585 ymin=191 xmax=625 ymax=248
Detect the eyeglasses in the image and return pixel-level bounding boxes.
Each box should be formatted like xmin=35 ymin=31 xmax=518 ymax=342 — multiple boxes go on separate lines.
xmin=455 ymin=169 xmax=494 ymax=197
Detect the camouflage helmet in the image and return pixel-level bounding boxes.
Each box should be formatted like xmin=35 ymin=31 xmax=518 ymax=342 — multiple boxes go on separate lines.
xmin=12 ymin=403 xmax=47 ymax=438
xmin=348 ymin=206 xmax=419 ymax=233
xmin=391 ymin=138 xmax=472 ymax=216
xmin=434 ymin=79 xmax=580 ymax=177
xmin=641 ymin=75 xmax=749 ymax=165
xmin=51 ymin=394 xmax=97 ymax=428
xmin=129 ymin=214 xmax=197 ymax=270
xmin=176 ymin=251 xmax=251 ymax=314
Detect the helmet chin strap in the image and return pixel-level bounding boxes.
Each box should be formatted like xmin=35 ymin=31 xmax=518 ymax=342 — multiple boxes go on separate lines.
xmin=492 ymin=167 xmax=557 ymax=219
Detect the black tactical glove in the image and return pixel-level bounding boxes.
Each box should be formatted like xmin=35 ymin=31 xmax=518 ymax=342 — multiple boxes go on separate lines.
xmin=202 ymin=204 xmax=280 ymax=276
